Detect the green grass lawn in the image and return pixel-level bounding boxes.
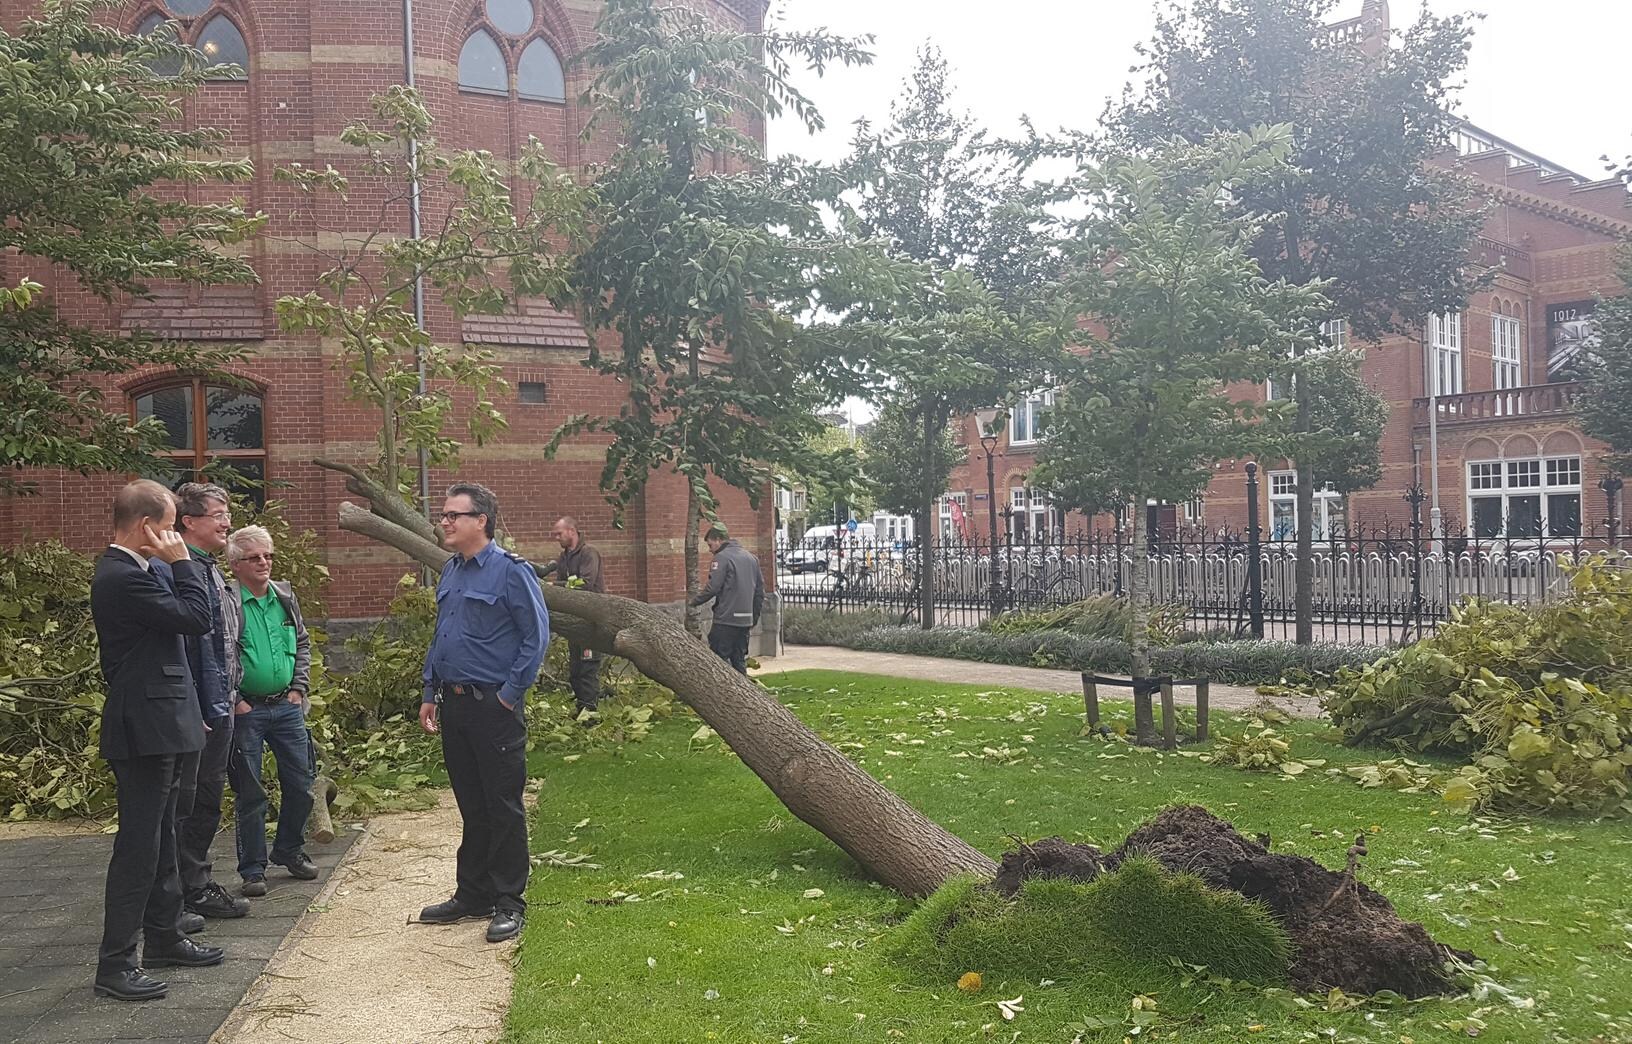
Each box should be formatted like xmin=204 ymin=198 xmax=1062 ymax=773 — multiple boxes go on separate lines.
xmin=506 ymin=670 xmax=1632 ymax=1044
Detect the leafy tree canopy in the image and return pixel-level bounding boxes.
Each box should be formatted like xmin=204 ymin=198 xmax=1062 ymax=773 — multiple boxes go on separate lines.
xmin=1105 ymin=0 xmax=1488 ymax=340
xmin=545 ymin=0 xmax=898 ymax=529
xmin=1 ymin=0 xmax=263 ymax=493
xmin=1578 ymin=251 xmax=1632 ymax=475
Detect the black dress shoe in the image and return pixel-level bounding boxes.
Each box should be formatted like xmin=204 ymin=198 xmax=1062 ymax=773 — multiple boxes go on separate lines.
xmin=179 ymin=911 xmax=206 ymax=934
xmin=242 ymin=874 xmax=268 ymax=897
xmin=94 ymin=969 xmax=168 ymax=1001
xmin=144 ymin=937 xmax=225 ymax=968
xmin=486 ymin=908 xmax=524 ymax=943
xmin=186 ymin=881 xmax=249 ymax=918
xmin=273 ymin=852 xmax=319 ymax=880
xmin=418 ymin=897 xmax=494 ymax=924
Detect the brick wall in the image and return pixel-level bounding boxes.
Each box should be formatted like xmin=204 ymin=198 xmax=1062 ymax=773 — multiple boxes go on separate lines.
xmin=941 ymin=156 xmax=1628 ymax=543
xmin=0 ymin=0 xmax=776 ymax=618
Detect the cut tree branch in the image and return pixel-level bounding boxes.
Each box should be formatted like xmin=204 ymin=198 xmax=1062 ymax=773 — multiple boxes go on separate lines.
xmin=329 ymin=492 xmax=997 ymax=896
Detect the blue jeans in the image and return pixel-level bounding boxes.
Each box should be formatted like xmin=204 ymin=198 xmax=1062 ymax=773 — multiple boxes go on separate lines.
xmin=231 ymin=699 xmax=315 ymax=879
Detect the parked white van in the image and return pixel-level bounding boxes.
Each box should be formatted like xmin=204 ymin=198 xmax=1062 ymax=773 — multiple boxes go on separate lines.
xmin=782 ymin=522 xmax=877 ymax=574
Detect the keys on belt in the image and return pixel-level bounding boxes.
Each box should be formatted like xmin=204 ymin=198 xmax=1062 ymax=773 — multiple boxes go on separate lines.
xmin=437 ymin=682 xmax=496 ymax=701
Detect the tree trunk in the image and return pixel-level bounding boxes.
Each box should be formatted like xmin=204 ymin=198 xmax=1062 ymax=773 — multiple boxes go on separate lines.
xmin=1129 ymin=493 xmax=1158 ymax=745
xmin=327 ymin=469 xmax=996 ymax=896
xmin=918 ymin=408 xmax=936 ymax=630
xmin=1283 ymin=214 xmax=1315 ymax=648
xmin=683 ymin=483 xmax=702 ymax=638
xmin=1293 ymin=386 xmax=1314 ymax=646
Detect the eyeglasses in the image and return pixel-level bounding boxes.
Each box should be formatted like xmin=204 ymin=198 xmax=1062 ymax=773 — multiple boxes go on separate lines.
xmin=236 ymin=552 xmax=275 ymax=563
xmin=439 ymin=511 xmax=484 ymax=523
xmin=188 ymin=510 xmax=232 ymax=523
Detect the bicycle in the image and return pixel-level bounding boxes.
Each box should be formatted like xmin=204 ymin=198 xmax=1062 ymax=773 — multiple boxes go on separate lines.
xmin=821 ymin=561 xmax=874 ymax=613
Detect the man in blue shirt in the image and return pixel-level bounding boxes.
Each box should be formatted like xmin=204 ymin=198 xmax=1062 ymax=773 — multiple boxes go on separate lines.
xmin=417 ymin=482 xmax=548 ymax=944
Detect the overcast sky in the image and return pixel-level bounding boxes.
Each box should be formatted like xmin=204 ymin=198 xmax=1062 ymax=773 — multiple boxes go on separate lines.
xmin=766 ymin=0 xmax=1629 ymax=180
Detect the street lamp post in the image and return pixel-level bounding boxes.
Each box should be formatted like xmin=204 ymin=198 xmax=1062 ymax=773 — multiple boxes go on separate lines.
xmin=975 ymin=407 xmax=1005 ymax=617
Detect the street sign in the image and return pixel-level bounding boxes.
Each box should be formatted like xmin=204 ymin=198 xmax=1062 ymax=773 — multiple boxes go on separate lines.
xmin=845 ymin=518 xmax=858 ymax=532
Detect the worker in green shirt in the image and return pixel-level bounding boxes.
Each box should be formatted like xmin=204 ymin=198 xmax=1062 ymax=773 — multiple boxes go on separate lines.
xmin=224 ymin=525 xmax=316 ymax=899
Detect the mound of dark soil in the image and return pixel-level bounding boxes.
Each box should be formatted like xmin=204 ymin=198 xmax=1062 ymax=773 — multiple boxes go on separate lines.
xmin=992 ymin=805 xmax=1474 ymax=998
xmin=991 ymin=836 xmax=1105 ymax=896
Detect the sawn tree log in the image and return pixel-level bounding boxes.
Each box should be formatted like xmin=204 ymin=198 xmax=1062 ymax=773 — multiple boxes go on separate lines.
xmin=329 ymin=479 xmax=997 ymax=897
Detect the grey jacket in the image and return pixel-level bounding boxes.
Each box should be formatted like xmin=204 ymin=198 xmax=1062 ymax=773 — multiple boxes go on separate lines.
xmin=690 ymin=540 xmax=765 ymax=628
xmin=225 ymin=579 xmax=313 ymax=696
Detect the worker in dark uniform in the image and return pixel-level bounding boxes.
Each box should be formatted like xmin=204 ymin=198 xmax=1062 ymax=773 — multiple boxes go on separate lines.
xmin=417 ymin=482 xmax=548 ymax=944
xmin=690 ymin=525 xmax=765 ymax=674
xmin=550 ymin=516 xmax=605 ymax=717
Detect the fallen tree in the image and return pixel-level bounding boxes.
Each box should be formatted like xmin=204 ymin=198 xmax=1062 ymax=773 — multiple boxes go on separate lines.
xmin=327 ymin=466 xmax=996 ymax=896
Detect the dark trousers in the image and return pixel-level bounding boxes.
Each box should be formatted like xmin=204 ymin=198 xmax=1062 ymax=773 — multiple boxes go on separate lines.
xmin=707 ymin=623 xmax=752 ymax=674
xmin=567 ymin=642 xmax=603 ymax=711
xmin=440 ymin=688 xmax=529 ymax=913
xmin=99 ymin=754 xmax=189 ymax=977
xmin=232 ymin=699 xmax=315 ymax=878
xmin=177 ymin=712 xmax=233 ymax=896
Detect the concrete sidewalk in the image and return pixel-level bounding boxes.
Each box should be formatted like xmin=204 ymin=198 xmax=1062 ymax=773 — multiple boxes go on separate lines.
xmin=0 ymin=827 xmax=356 ymax=1044
xmin=753 ymin=644 xmax=1319 ymax=718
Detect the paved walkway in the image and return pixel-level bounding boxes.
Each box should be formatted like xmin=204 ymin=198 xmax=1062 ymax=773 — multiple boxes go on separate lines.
xmin=0 ymin=826 xmax=356 ymax=1044
xmin=213 ymin=792 xmax=516 ymax=1044
xmin=754 ymin=644 xmax=1319 ymax=717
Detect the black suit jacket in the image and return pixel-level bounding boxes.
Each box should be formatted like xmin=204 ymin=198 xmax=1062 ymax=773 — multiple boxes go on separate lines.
xmin=91 ymin=549 xmax=214 ymax=760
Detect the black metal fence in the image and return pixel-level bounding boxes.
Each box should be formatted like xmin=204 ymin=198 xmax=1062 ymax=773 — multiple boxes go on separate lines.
xmin=775 ymin=493 xmax=1626 ymax=646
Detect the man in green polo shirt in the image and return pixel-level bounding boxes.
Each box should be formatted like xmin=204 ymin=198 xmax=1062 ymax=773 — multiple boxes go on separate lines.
xmin=225 ymin=525 xmax=316 ymax=899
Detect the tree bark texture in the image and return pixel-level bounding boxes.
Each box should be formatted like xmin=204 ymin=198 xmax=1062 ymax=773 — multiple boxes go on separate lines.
xmin=918 ymin=408 xmax=937 ymax=630
xmin=326 ymin=471 xmax=997 ymax=896
xmin=1128 ymin=493 xmax=1158 ymax=746
xmin=683 ymin=483 xmax=702 ymax=637
xmin=1282 ymin=213 xmax=1316 ymax=648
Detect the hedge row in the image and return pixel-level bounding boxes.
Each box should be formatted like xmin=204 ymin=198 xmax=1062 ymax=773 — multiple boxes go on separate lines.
xmin=782 ymin=607 xmax=1384 ymax=686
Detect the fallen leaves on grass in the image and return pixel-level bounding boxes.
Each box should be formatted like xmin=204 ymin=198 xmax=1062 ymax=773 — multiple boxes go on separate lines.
xmin=532 ymin=850 xmax=602 ymax=869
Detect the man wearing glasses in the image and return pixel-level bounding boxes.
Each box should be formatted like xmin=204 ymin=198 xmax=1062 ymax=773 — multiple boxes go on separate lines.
xmin=224 ymin=525 xmax=317 ymax=898
xmin=156 ymin=483 xmax=250 ymax=921
xmin=418 ymin=482 xmax=548 ymax=944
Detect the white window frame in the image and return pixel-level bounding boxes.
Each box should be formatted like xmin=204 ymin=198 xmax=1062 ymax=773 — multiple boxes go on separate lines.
xmin=938 ymin=492 xmax=968 ymax=542
xmin=1008 ymin=486 xmax=1053 ymax=541
xmin=1008 ymin=391 xmax=1053 ymax=446
xmin=1466 ymin=455 xmax=1582 ymax=540
xmin=1492 ymin=314 xmax=1522 ymax=391
xmin=1429 ymin=311 xmax=1463 ymax=396
xmin=1267 ymin=470 xmax=1345 ymax=541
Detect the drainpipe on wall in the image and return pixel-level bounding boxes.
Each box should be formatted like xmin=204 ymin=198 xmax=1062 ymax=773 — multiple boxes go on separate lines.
xmin=403 ymin=0 xmax=432 ymax=519
xmin=1425 ymin=327 xmax=1444 ymax=550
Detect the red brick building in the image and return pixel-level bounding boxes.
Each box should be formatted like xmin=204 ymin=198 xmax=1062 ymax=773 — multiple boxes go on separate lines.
xmin=0 ymin=0 xmax=777 ymax=623
xmin=945 ymin=14 xmax=1628 ymax=548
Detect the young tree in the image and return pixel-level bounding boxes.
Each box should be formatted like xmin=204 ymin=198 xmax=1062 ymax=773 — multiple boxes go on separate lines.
xmin=841 ymin=48 xmax=1056 ymax=626
xmin=544 ymin=0 xmax=891 ymax=627
xmin=1107 ymin=0 xmax=1487 ymax=643
xmin=0 ymin=0 xmax=262 ymax=493
xmin=862 ymin=399 xmax=963 ymax=523
xmin=1577 ymin=252 xmax=1632 ymax=477
xmin=1032 ymin=127 xmax=1329 ymax=744
xmin=273 ymin=88 xmax=582 ymax=524
xmin=789 ymin=422 xmax=870 ymax=531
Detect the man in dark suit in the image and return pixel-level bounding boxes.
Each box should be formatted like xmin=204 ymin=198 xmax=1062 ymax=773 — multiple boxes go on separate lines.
xmin=90 ymin=480 xmax=229 ymax=1002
